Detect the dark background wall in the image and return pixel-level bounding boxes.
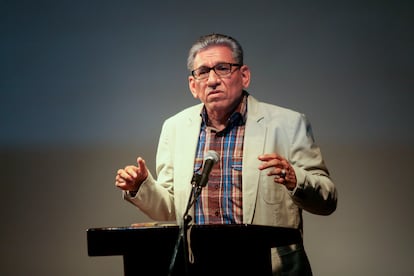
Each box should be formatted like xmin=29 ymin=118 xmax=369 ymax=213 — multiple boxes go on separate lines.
xmin=1 ymin=1 xmax=413 ymax=275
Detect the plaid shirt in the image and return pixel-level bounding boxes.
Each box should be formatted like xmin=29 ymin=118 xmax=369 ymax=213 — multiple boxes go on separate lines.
xmin=194 ymin=93 xmax=248 ymax=224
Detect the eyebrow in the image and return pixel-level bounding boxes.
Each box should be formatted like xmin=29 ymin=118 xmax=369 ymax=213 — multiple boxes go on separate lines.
xmin=196 ymin=62 xmax=235 ymax=69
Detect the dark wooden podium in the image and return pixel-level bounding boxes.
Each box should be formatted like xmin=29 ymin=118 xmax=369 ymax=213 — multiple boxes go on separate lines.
xmin=87 ymin=224 xmax=302 ymax=276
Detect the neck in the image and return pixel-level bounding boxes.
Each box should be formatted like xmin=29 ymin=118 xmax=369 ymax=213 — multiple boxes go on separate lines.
xmin=206 ymin=93 xmax=244 ymax=130
xmin=207 ymin=111 xmax=231 ymax=130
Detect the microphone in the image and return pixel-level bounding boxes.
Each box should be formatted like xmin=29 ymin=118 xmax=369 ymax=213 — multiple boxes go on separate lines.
xmin=198 ymin=150 xmax=220 ymax=187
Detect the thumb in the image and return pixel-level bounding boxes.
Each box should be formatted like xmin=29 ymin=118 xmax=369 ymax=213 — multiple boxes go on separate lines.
xmin=136 ymin=157 xmax=149 ymax=180
xmin=136 ymin=157 xmax=147 ymax=170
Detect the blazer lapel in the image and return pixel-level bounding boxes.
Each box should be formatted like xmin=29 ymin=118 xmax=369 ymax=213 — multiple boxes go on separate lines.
xmin=174 ymin=104 xmax=203 ymax=220
xmin=242 ymin=96 xmax=266 ymax=223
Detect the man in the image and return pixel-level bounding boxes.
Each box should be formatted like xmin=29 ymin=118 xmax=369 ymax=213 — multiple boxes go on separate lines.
xmin=115 ymin=33 xmax=337 ymax=275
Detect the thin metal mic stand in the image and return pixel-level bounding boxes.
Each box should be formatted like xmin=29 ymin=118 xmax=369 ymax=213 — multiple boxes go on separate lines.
xmin=167 ymin=173 xmax=202 ymax=276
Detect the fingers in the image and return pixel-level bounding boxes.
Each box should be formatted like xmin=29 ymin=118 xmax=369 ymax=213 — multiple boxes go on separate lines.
xmin=273 ymin=168 xmax=287 ymax=183
xmin=115 ymin=156 xmax=148 ymax=191
xmin=273 ymin=166 xmax=295 ymax=190
xmin=258 ymin=153 xmax=297 ymax=190
xmin=115 ymin=166 xmax=137 ymax=191
xmin=258 ymin=153 xmax=280 ymax=162
xmin=258 ymin=153 xmax=287 ymax=170
xmin=117 ymin=166 xmax=138 ymax=182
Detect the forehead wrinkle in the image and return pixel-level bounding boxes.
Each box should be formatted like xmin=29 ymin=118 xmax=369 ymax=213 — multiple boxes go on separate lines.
xmin=193 ymin=46 xmax=234 ymax=69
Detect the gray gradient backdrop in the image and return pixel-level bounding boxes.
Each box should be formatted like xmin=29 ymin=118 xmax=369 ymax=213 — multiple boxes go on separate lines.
xmin=1 ymin=1 xmax=413 ymax=275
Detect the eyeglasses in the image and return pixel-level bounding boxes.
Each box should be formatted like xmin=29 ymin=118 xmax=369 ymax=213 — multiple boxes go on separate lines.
xmin=191 ymin=63 xmax=242 ymax=80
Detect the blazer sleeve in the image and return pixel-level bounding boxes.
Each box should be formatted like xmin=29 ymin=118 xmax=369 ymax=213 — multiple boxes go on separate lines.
xmin=288 ymin=113 xmax=337 ymax=215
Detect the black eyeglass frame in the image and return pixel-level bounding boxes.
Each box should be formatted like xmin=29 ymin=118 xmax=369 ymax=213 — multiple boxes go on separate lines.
xmin=191 ymin=63 xmax=242 ymax=80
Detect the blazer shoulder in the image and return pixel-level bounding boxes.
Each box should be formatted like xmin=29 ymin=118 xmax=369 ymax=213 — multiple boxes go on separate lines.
xmin=165 ymin=103 xmax=203 ymax=123
xmin=248 ymin=96 xmax=304 ymax=121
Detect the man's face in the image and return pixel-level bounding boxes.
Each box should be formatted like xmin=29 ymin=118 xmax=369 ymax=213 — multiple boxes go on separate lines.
xmin=188 ymin=45 xmax=250 ymax=114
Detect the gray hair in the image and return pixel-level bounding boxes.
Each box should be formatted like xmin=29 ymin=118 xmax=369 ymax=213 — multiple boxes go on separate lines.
xmin=187 ymin=33 xmax=244 ymax=71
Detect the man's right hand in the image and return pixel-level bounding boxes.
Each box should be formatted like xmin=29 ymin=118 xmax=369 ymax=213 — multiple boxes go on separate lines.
xmin=115 ymin=157 xmax=148 ymax=192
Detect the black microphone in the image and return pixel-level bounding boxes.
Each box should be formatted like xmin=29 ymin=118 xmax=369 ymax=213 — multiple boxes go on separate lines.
xmin=198 ymin=150 xmax=220 ymax=187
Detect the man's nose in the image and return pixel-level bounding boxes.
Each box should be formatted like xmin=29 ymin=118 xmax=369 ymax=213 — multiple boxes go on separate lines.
xmin=206 ymin=69 xmax=220 ymax=84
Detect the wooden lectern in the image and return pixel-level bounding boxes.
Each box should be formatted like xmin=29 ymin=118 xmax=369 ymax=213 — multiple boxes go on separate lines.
xmin=87 ymin=224 xmax=302 ymax=276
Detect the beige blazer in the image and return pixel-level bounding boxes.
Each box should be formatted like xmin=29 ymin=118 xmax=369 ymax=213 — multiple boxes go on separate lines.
xmin=125 ymin=95 xmax=337 ymax=232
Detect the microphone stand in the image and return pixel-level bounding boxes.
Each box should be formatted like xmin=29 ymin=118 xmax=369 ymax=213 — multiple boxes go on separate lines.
xmin=168 ymin=173 xmax=202 ymax=276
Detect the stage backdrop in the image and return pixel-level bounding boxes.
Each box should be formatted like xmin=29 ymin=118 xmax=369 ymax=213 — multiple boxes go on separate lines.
xmin=1 ymin=1 xmax=413 ymax=275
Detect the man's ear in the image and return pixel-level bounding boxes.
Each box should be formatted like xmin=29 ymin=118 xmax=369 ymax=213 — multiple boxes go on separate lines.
xmin=240 ymin=65 xmax=251 ymax=89
xmin=188 ymin=76 xmax=198 ymax=99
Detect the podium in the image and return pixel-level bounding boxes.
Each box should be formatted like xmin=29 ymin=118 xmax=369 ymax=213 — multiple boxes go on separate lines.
xmin=87 ymin=224 xmax=302 ymax=276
